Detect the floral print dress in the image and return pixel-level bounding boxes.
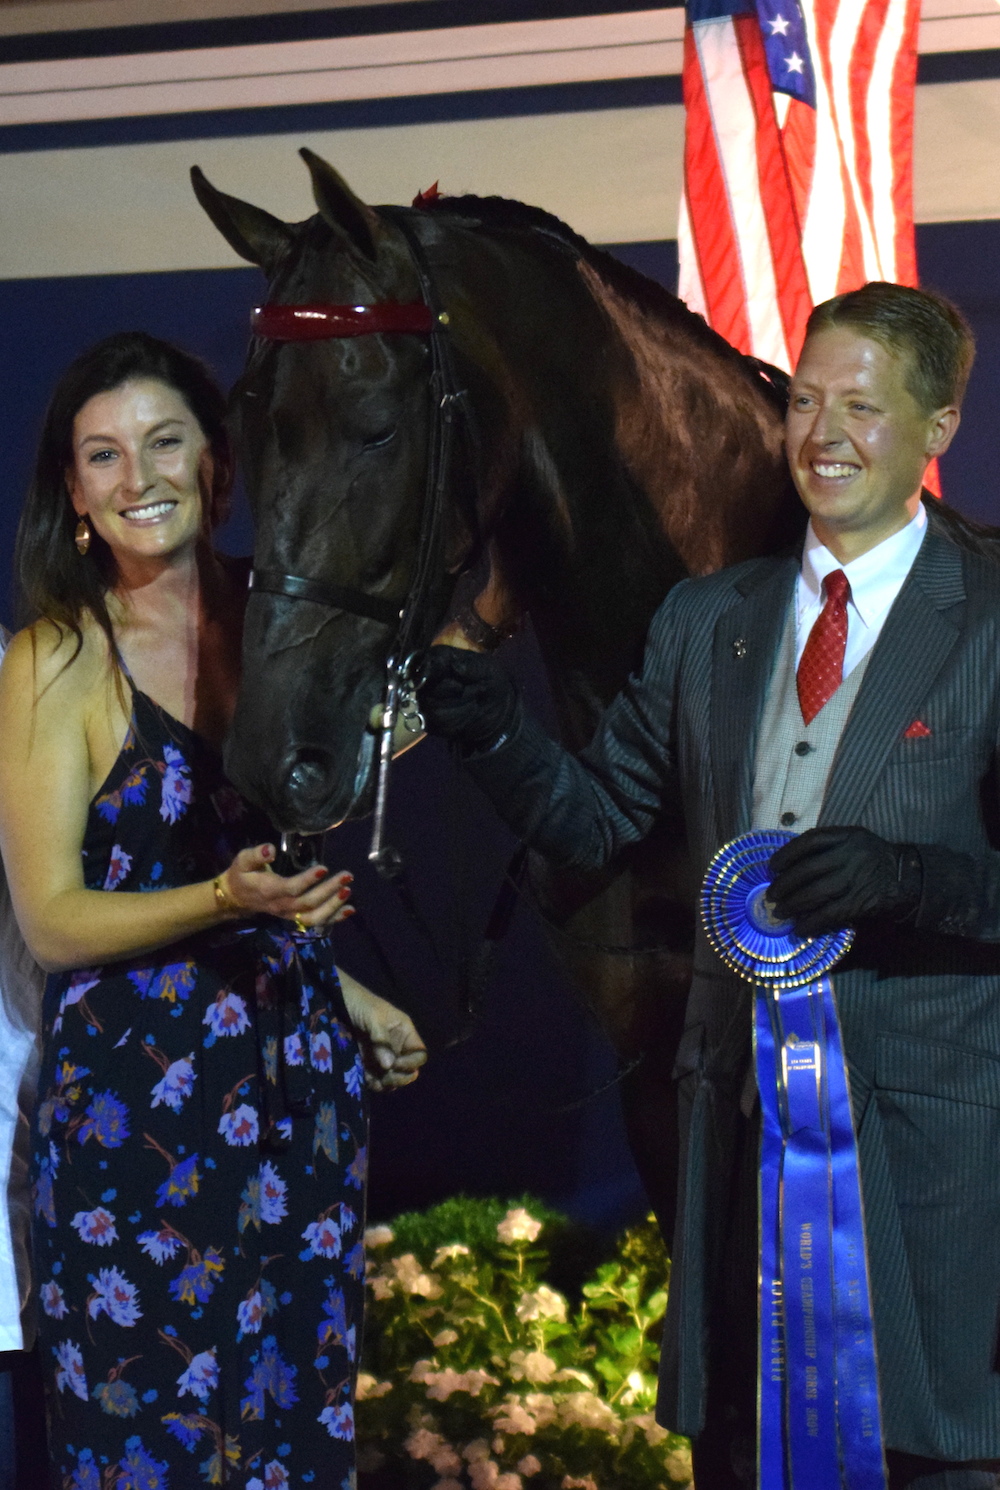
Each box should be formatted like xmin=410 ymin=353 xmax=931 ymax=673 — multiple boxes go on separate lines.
xmin=31 ymin=686 xmax=366 ymax=1490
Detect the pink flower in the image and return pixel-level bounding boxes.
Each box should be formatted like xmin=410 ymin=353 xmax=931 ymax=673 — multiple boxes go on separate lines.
xmin=497 ymin=1207 xmax=542 ymax=1245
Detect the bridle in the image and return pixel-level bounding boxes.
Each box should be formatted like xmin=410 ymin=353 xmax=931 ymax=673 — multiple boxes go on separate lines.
xmin=248 ymin=208 xmax=472 ymax=874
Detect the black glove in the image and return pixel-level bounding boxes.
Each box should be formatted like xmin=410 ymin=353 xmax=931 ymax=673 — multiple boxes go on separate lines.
xmin=419 ymin=645 xmax=520 ymax=753
xmin=768 ymin=826 xmax=923 ymax=937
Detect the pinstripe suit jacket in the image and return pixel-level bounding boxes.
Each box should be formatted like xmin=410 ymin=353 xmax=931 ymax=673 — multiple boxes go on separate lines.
xmin=468 ymin=514 xmax=1000 ymax=1458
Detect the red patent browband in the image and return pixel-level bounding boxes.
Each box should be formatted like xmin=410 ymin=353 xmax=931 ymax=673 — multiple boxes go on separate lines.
xmin=251 ymin=302 xmax=435 ymax=340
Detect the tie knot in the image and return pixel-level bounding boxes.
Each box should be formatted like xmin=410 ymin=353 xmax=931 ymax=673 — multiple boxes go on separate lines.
xmin=824 ymin=569 xmax=850 ymax=605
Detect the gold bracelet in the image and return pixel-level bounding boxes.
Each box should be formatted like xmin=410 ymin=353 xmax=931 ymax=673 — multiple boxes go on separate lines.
xmin=213 ymin=874 xmax=239 ymax=917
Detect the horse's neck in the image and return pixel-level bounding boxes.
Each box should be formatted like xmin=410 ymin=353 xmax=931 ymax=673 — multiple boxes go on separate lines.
xmin=474 ymin=249 xmax=790 ymax=747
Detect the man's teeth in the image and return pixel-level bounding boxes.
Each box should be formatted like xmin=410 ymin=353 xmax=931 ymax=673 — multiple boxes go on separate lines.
xmin=813 ymin=462 xmax=858 ymax=478
xmin=122 ymin=501 xmax=176 ymax=521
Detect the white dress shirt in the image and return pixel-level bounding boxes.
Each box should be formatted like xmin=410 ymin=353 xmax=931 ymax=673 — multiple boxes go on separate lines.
xmin=795 ymin=502 xmax=928 ymax=679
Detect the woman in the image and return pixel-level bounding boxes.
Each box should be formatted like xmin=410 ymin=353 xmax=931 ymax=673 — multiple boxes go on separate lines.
xmin=0 ymin=332 xmax=425 ymax=1489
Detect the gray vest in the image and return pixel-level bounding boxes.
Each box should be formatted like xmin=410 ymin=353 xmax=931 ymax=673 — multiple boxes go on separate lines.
xmin=752 ymin=599 xmax=873 ymax=833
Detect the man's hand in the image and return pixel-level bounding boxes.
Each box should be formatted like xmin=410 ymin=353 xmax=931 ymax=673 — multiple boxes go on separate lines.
xmin=419 ymin=645 xmax=519 ymax=753
xmin=337 ymin=970 xmax=428 ymax=1092
xmin=768 ymin=826 xmax=922 ymax=937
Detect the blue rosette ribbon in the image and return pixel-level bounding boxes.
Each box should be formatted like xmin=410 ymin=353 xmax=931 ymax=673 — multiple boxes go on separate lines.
xmin=701 ymin=830 xmax=886 ymax=1490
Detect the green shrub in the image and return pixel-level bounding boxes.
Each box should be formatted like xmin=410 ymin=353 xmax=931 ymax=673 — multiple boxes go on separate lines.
xmin=357 ymin=1197 xmax=693 ymax=1490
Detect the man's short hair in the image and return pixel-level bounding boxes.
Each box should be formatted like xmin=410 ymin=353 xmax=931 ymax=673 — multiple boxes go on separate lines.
xmin=805 ymin=281 xmax=975 ymax=412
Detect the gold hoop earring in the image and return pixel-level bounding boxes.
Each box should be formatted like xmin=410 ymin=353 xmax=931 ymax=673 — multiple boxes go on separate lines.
xmin=74 ymin=517 xmax=91 ymax=556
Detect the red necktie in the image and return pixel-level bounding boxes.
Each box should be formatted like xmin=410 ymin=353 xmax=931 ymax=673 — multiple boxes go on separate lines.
xmin=797 ymin=569 xmax=850 ymax=725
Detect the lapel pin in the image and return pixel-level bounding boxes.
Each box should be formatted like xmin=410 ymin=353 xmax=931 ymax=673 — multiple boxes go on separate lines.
xmin=732 ymin=638 xmax=747 ymax=659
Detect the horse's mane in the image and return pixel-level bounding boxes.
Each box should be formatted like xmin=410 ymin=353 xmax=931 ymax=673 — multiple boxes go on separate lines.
xmin=418 ymin=192 xmax=760 ymax=379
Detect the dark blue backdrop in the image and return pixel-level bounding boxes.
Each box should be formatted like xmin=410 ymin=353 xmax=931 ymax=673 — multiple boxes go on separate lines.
xmin=1 ymin=220 xmax=996 ymax=1229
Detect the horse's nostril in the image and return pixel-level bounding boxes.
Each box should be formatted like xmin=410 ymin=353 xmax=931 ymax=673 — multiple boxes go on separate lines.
xmin=287 ymin=747 xmax=334 ymax=800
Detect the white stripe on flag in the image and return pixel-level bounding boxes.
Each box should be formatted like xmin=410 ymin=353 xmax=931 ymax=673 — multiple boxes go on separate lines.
xmin=693 ymin=18 xmax=790 ymax=366
xmin=677 ymin=189 xmax=709 ymax=319
xmin=867 ymin=0 xmax=910 ymax=280
xmin=827 ymin=0 xmax=882 ymax=278
xmin=798 ymin=0 xmax=848 ymax=302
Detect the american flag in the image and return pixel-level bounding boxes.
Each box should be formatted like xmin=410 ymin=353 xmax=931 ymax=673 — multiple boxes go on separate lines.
xmin=677 ymin=0 xmax=922 ymax=372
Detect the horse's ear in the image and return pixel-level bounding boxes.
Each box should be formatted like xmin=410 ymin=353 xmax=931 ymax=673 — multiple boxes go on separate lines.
xmin=190 ymin=166 xmax=293 ymax=273
xmin=299 ymin=149 xmax=381 ymax=263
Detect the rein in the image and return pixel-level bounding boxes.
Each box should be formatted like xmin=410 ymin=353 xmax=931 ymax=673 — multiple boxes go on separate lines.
xmin=249 ymin=208 xmax=472 ymax=875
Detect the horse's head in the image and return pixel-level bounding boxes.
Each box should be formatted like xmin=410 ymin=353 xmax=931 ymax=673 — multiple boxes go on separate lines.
xmin=193 ymin=152 xmax=466 ymax=832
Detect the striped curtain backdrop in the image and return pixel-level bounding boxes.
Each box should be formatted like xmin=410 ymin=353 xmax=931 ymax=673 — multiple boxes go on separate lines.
xmin=678 ymin=0 xmax=922 ymax=372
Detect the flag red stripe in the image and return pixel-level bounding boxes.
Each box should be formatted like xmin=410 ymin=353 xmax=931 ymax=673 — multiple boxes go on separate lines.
xmin=733 ymin=16 xmax=813 ymax=361
xmin=848 ymin=0 xmax=892 ymax=236
xmin=682 ymin=27 xmax=753 ymax=351
xmin=891 ymin=0 xmax=921 ymax=285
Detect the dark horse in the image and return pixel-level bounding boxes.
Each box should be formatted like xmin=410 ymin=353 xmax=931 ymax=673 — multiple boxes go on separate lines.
xmin=190 ymin=150 xmax=939 ymax=1229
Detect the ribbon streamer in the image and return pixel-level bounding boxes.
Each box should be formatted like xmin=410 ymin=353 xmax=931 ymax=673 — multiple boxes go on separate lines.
xmin=701 ymin=830 xmax=886 ymax=1490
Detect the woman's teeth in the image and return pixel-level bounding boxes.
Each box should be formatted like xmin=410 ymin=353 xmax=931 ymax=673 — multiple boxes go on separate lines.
xmin=121 ymin=501 xmax=177 ymax=522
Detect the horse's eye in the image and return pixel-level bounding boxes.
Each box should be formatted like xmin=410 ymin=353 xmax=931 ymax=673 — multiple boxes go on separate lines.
xmin=362 ymin=427 xmax=397 ymax=451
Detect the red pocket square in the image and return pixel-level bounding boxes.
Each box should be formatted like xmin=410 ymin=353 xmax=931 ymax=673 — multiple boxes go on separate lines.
xmin=903 ymin=720 xmax=932 ymax=738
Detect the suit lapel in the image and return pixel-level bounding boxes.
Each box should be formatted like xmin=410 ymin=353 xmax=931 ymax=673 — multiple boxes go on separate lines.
xmin=819 ymin=529 xmax=965 ymax=825
xmin=711 ymin=556 xmax=799 ymax=836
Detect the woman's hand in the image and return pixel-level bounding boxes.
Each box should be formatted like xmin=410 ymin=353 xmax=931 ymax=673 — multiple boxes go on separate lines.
xmin=218 ymin=845 xmax=354 ymax=928
xmin=338 ymin=970 xmax=428 ymax=1092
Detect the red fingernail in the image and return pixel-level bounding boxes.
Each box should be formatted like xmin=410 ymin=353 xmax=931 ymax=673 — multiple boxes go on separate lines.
xmin=262 ymin=845 xmax=273 ymax=860
xmin=315 ymin=868 xmax=328 ymax=881
xmin=341 ymin=906 xmax=356 ymax=917
xmin=338 ymin=887 xmax=351 ymax=900
xmin=343 ymin=874 xmax=354 ymax=883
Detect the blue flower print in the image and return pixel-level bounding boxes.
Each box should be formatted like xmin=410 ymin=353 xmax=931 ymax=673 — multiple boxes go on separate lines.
xmin=104 ymin=845 xmax=134 ymax=891
xmin=169 ymin=1248 xmax=224 ymax=1307
xmin=218 ymin=1105 xmax=258 ymax=1147
xmin=150 ymin=1053 xmax=196 ymax=1112
xmin=128 ymin=963 xmax=196 ymax=1005
xmin=33 ymin=1142 xmax=59 ymax=1227
xmin=94 ymin=763 xmax=149 ymax=826
xmin=136 ymin=1226 xmax=183 ymax=1264
xmin=330 ymin=1019 xmax=353 ymax=1051
xmin=154 ymin=1154 xmax=200 ymax=1209
xmin=176 ymin=1346 xmax=218 ymax=1403
xmin=283 ymin=1032 xmax=305 ymax=1067
xmin=94 ymin=1376 xmax=141 ymax=1417
xmin=37 ymin=1059 xmax=92 ymax=1136
xmin=87 ymin=1266 xmax=142 ymax=1326
xmin=40 ymin=1279 xmax=68 ymax=1318
xmin=68 ymin=1448 xmax=101 ymax=1490
xmin=159 ymin=743 xmax=192 ymax=825
xmin=237 ymin=1289 xmax=263 ymax=1337
xmin=247 ymin=1461 xmax=291 ymax=1490
xmin=318 ymin=1399 xmax=354 ymax=1441
xmin=241 ymin=1336 xmax=299 ymax=1419
xmin=202 ymin=991 xmax=250 ymax=1042
xmin=77 ymin=1091 xmax=131 ymax=1149
xmin=70 ymin=1206 xmax=118 ymax=1246
xmin=344 ymin=1057 xmax=365 ymax=1100
xmin=55 ymin=1339 xmax=89 ymax=1400
xmin=316 ymin=1286 xmax=355 ymax=1363
xmin=344 ymin=1242 xmax=365 ymax=1281
xmin=309 ymin=1031 xmax=333 ymax=1073
xmin=346 ymin=1146 xmax=367 ymax=1191
xmin=161 ymin=1412 xmax=204 ymax=1451
xmin=53 ymin=969 xmax=101 ymax=1033
xmin=117 ymin=1434 xmax=170 ymax=1490
xmin=312 ymin=1104 xmax=338 ymax=1164
xmin=301 ymin=1213 xmax=341 ymax=1261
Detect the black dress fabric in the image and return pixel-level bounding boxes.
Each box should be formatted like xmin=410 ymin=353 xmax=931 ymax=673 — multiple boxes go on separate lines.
xmin=31 ymin=686 xmax=366 ymax=1490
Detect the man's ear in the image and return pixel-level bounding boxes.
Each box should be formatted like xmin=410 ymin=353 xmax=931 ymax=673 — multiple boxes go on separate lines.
xmin=926 ymin=405 xmax=960 ymax=460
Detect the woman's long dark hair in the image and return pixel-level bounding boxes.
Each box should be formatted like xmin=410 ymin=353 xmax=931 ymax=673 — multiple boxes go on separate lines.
xmin=15 ymin=331 xmax=233 ymax=664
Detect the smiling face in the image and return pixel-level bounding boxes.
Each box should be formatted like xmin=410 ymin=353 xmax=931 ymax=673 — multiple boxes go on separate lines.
xmin=67 ymin=378 xmax=213 ymax=568
xmin=785 ymin=326 xmax=960 ymax=560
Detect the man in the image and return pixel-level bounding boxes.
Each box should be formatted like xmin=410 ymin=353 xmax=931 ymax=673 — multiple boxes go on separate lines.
xmin=420 ymin=283 xmax=1000 ymax=1489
